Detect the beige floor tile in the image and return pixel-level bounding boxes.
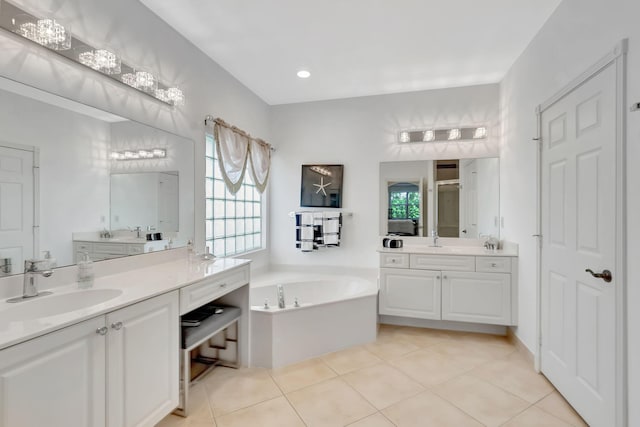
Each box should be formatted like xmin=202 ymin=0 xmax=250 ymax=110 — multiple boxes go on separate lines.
xmin=321 ymin=346 xmax=382 ymax=375
xmin=347 ymin=413 xmax=395 ymax=427
xmin=388 ymin=326 xmax=451 ymax=348
xmin=382 ymin=390 xmax=484 ymax=427
xmin=469 ymin=357 xmax=554 ymax=403
xmin=389 ymin=348 xmax=469 ymax=387
xmin=364 ymin=336 xmax=420 ymax=361
xmin=287 ymin=377 xmax=377 ymax=426
xmin=435 ymin=375 xmax=530 ymax=427
xmin=502 ymin=406 xmax=574 ymax=427
xmin=270 ymin=357 xmax=337 ymax=393
xmin=215 ymin=396 xmax=304 ymax=427
xmin=343 ymin=363 xmax=424 ymax=409
xmin=203 ymin=367 xmax=282 ymax=417
xmin=428 ymin=340 xmax=497 ymax=370
xmin=536 ymin=391 xmax=588 ymax=427
xmin=155 ymin=415 xmax=216 ymax=427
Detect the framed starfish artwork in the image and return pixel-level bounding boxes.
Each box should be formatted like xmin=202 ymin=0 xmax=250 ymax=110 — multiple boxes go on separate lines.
xmin=300 ymin=164 xmax=344 ymax=208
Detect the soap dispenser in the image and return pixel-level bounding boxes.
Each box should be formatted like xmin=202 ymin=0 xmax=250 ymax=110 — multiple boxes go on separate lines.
xmin=77 ymin=251 xmax=94 ymax=289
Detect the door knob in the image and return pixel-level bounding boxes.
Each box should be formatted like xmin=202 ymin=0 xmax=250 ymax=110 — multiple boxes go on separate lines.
xmin=585 ymin=269 xmax=612 ymax=283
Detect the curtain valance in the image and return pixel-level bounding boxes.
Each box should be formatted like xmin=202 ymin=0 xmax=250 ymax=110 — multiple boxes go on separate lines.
xmin=210 ymin=117 xmax=272 ymax=194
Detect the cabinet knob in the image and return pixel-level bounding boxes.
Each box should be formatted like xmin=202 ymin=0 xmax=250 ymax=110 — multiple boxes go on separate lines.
xmin=96 ymin=326 xmax=108 ymax=335
xmin=491 ymin=263 xmax=497 ymax=267
xmin=219 ymin=283 xmax=227 ymax=288
xmin=111 ymin=321 xmax=123 ymax=330
xmin=391 ymin=259 xmax=396 ymax=263
xmin=436 ymin=275 xmax=441 ymax=280
xmin=443 ymin=275 xmax=448 ymax=279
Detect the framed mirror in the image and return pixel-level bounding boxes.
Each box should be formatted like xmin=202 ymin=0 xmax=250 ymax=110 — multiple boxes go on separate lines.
xmin=0 ymin=76 xmax=194 ymax=276
xmin=380 ymin=158 xmax=499 ymax=239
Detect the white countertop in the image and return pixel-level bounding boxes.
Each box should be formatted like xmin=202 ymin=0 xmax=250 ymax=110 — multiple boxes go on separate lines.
xmin=377 ymin=245 xmax=518 ymax=257
xmin=0 ymin=256 xmax=250 ymax=351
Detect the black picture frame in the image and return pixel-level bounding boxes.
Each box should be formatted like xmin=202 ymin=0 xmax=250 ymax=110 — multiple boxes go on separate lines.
xmin=300 ymin=164 xmax=344 ymax=208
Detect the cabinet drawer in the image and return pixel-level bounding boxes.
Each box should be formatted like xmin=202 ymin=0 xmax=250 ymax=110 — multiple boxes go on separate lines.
xmin=127 ymin=245 xmax=145 ymax=255
xmin=410 ymin=254 xmax=475 ymax=271
xmin=476 ymin=257 xmax=512 ymax=273
xmin=379 ymin=253 xmax=409 ymax=268
xmin=74 ymin=242 xmax=93 ymax=252
xmin=179 ymin=266 xmax=250 ymax=314
xmin=93 ymin=243 xmax=127 ymax=254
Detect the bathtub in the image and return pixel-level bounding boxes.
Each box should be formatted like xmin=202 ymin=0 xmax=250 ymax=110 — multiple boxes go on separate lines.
xmin=249 ymin=273 xmax=378 ymax=368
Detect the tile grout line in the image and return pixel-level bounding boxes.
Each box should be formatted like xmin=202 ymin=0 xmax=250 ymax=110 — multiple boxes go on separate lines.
xmin=267 ymin=366 xmax=310 ymax=426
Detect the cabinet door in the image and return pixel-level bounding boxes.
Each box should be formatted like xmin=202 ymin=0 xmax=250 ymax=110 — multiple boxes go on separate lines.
xmin=0 ymin=317 xmax=106 ymax=427
xmin=107 ymin=291 xmax=179 ymax=427
xmin=441 ymin=271 xmax=511 ymax=325
xmin=379 ymin=268 xmax=441 ymax=319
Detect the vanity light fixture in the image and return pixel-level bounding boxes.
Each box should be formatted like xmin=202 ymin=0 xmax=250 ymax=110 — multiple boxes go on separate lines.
xmin=111 ymin=148 xmax=167 ymax=161
xmin=1 ymin=0 xmax=185 ymax=107
xmin=398 ymin=126 xmax=489 ymax=144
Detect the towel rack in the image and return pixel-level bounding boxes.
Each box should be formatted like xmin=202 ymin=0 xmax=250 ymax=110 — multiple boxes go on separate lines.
xmin=288 ymin=211 xmax=353 ymax=218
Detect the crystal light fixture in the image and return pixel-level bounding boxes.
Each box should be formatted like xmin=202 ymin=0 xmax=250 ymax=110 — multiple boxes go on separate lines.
xmin=398 ymin=126 xmax=488 ymax=143
xmin=2 ymin=0 xmax=185 ymax=107
xmin=111 ymin=148 xmax=167 ymax=161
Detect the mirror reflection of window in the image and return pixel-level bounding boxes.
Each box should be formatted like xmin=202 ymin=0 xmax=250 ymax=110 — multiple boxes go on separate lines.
xmin=387 ymin=182 xmax=421 ymax=236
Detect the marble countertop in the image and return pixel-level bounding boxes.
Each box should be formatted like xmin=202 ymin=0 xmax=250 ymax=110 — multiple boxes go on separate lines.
xmin=0 ymin=256 xmax=250 ymax=351
xmin=377 ymin=245 xmax=518 ymax=257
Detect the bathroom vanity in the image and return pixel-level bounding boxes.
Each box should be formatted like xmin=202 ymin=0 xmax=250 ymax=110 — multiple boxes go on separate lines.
xmin=378 ymin=244 xmax=518 ymax=328
xmin=0 ymin=252 xmax=250 ymax=427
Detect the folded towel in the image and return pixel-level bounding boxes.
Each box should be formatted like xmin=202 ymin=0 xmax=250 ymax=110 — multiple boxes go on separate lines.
xmin=322 ymin=212 xmax=341 ymax=246
xmin=296 ymin=212 xmax=318 ymax=252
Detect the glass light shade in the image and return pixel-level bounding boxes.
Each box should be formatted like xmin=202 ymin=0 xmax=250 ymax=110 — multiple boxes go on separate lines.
xmin=135 ymin=71 xmax=157 ymax=92
xmin=152 ymin=149 xmax=166 ymax=158
xmin=93 ymin=49 xmax=121 ymax=74
xmin=155 ymin=89 xmax=169 ymax=103
xmin=473 ymin=127 xmax=487 ymax=139
xmin=448 ymin=128 xmax=461 ymax=140
xmin=36 ymin=19 xmax=71 ymax=50
xmin=167 ymin=87 xmax=185 ymax=106
xmin=423 ymin=130 xmax=435 ymax=142
xmin=12 ymin=14 xmax=39 ymax=42
xmin=399 ymin=131 xmax=410 ymax=143
xmin=121 ymin=73 xmax=137 ymax=87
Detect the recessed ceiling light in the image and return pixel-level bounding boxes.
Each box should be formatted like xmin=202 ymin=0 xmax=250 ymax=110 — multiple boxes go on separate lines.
xmin=297 ymin=70 xmax=311 ymax=79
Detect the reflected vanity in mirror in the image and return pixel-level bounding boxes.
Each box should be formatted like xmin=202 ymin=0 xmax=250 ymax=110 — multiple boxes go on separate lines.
xmin=0 ymin=76 xmax=195 ymax=275
xmin=380 ymin=158 xmax=499 ymax=239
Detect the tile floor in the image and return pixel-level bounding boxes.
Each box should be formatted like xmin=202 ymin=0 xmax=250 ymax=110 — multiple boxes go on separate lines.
xmin=156 ymin=324 xmax=588 ymax=427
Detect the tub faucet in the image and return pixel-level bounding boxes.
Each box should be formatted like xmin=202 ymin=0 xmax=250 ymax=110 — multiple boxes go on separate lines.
xmin=277 ymin=284 xmax=286 ymax=309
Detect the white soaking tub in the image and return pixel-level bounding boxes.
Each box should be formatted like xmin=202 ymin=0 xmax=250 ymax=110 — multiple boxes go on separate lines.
xmin=250 ymin=272 xmax=378 ymax=368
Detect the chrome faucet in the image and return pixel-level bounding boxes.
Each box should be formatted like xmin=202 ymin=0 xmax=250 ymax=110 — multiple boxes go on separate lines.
xmin=7 ymin=259 xmax=54 ymax=302
xmin=431 ymin=229 xmax=440 ymax=247
xmin=277 ymin=284 xmax=286 ymax=309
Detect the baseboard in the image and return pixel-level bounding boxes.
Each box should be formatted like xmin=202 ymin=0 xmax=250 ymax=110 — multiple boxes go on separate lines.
xmin=506 ymin=326 xmax=535 ymax=365
xmin=379 ymin=315 xmax=507 ymax=335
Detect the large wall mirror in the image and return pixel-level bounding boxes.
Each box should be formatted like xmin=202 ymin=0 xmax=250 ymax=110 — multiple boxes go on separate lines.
xmin=0 ymin=77 xmax=194 ymax=276
xmin=379 ymin=158 xmax=499 ymax=239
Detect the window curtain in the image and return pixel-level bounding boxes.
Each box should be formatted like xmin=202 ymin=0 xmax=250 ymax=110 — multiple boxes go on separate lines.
xmin=212 ymin=118 xmax=272 ymax=194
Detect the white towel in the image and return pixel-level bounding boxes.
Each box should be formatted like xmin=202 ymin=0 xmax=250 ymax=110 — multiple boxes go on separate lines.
xmin=301 ymin=212 xmax=314 ymax=226
xmin=323 ymin=212 xmax=341 ymax=246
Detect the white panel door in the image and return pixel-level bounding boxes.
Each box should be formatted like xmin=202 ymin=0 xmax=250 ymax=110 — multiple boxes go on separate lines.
xmin=106 ymin=291 xmax=179 ymax=427
xmin=379 ymin=268 xmax=441 ymax=319
xmin=441 ymin=271 xmax=511 ymax=325
xmin=0 ymin=316 xmax=106 ymax=427
xmin=541 ymin=64 xmax=617 ymax=426
xmin=0 ymin=145 xmax=34 ymax=275
xmin=459 ymin=159 xmax=478 ymax=238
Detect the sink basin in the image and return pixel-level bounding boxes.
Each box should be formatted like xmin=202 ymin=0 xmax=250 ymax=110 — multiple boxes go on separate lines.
xmin=0 ymin=289 xmax=123 ymax=325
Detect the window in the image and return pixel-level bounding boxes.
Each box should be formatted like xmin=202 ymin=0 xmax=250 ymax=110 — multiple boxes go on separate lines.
xmin=388 ymin=183 xmax=420 ymax=220
xmin=205 ymin=133 xmax=262 ymax=257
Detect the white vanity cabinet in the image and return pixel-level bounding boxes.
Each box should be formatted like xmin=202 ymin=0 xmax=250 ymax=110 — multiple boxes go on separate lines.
xmin=379 ymin=251 xmax=517 ymax=326
xmin=106 ymin=291 xmax=179 ymax=427
xmin=0 ymin=291 xmax=179 ymax=427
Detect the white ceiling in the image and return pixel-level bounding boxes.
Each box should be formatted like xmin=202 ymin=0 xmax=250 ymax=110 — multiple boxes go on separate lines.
xmin=140 ymin=0 xmax=562 ymax=105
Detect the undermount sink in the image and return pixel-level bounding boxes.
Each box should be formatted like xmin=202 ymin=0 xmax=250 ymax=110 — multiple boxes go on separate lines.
xmin=0 ymin=289 xmax=123 ymax=325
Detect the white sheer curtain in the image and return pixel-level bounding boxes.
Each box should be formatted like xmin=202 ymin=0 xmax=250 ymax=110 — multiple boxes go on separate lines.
xmin=212 ymin=118 xmax=271 ymax=194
